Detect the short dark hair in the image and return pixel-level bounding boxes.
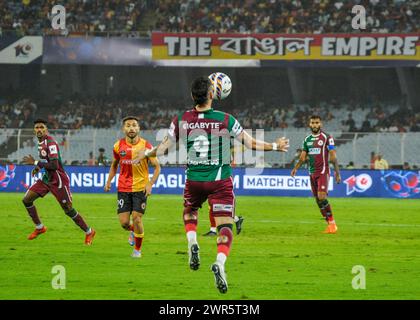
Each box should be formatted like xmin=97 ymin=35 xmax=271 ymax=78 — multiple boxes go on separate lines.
xmin=309 ymin=115 xmax=321 ymax=121
xmin=34 ymin=119 xmax=47 ymax=125
xmin=122 ymin=116 xmax=139 ymax=124
xmin=191 ymin=77 xmax=212 ymax=105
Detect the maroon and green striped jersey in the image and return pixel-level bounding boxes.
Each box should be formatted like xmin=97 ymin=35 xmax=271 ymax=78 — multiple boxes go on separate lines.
xmin=168 ymin=107 xmax=243 ymax=181
xmin=302 ymin=131 xmax=335 ymax=175
xmin=37 ymin=135 xmax=66 ymax=184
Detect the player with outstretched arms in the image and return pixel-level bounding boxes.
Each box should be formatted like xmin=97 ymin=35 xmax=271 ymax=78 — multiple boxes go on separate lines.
xmin=22 ymin=119 xmax=96 ymax=245
xmin=104 ymin=116 xmax=161 ymax=258
xmin=134 ymin=77 xmax=289 ymax=293
xmin=291 ymin=115 xmax=341 ymax=234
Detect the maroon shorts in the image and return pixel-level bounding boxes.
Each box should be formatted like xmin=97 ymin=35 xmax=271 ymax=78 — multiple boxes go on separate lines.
xmin=310 ymin=173 xmax=330 ymax=197
xmin=184 ymin=177 xmax=235 ymax=218
xmin=28 ymin=176 xmax=72 ymax=206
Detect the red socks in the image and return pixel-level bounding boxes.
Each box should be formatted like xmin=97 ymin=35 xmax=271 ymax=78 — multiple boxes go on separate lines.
xmin=217 ymin=226 xmax=233 ymax=256
xmin=134 ymin=233 xmax=144 ymax=251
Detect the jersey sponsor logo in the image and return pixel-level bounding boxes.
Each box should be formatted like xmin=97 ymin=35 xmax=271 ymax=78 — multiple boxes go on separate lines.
xmin=308 ymin=147 xmax=321 ymax=155
xmin=182 ymin=122 xmax=221 ymax=130
xmin=344 ymin=174 xmax=373 ymax=195
xmin=187 ymin=159 xmax=220 ymax=166
xmin=306 ymin=142 xmax=313 ymax=146
xmin=120 ymin=159 xmax=135 ymax=164
xmin=49 ymin=145 xmax=58 ymax=154
xmin=213 ymin=204 xmax=233 ymax=212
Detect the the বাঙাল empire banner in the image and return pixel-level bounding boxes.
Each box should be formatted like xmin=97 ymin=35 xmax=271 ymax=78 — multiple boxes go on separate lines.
xmin=152 ymin=33 xmax=420 ymax=65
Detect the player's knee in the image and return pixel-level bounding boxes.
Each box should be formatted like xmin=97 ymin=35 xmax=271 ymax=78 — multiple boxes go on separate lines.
xmin=22 ymin=198 xmax=33 ymax=207
xmin=121 ymin=222 xmax=131 ymax=230
xmin=61 ymin=202 xmax=72 ymax=210
xmin=318 ymin=193 xmax=327 ymax=201
xmin=132 ymin=214 xmax=142 ymax=225
xmin=183 ymin=207 xmax=198 ymax=221
xmin=217 ymin=223 xmax=233 ymax=233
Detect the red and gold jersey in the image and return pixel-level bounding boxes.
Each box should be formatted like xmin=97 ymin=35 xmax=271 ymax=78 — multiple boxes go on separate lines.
xmin=113 ymin=138 xmax=154 ymax=192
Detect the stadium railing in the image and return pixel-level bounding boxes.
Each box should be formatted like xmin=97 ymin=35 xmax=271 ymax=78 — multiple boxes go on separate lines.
xmin=1 ymin=128 xmax=419 ymax=169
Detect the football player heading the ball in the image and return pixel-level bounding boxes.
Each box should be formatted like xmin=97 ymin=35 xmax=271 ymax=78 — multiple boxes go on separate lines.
xmin=134 ymin=75 xmax=289 ymax=294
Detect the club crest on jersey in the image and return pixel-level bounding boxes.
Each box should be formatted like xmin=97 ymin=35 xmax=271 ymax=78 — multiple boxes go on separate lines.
xmin=119 ymin=150 xmax=127 ymax=157
xmin=318 ymin=140 xmax=324 ymax=146
xmin=41 ymin=150 xmax=47 ymax=157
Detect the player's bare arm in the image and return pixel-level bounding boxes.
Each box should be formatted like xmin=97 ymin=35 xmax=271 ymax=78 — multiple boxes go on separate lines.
xmin=238 ymin=130 xmax=289 ymax=152
xmin=291 ymin=150 xmax=307 ymax=177
xmin=104 ymin=158 xmax=119 ymax=192
xmin=22 ymin=155 xmax=40 ymax=176
xmin=329 ymin=149 xmax=341 ymax=184
xmin=145 ymin=157 xmax=161 ymax=196
xmin=23 ymin=154 xmax=59 ymax=171
xmin=136 ymin=135 xmax=173 ymax=161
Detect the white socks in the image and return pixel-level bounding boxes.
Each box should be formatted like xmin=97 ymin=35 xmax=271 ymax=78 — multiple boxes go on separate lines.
xmin=186 ymin=231 xmax=197 ymax=248
xmin=216 ymin=252 xmax=227 ymax=266
xmin=234 ymin=216 xmax=239 ymax=223
xmin=210 ymin=227 xmax=217 ymax=233
xmin=36 ymin=224 xmax=44 ymax=230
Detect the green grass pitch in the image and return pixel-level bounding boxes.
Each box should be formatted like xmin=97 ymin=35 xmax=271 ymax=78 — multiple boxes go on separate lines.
xmin=1 ymin=192 xmax=420 ymax=300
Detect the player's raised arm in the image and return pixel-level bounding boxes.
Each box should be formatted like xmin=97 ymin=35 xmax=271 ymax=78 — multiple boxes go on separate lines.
xmin=291 ymin=150 xmax=307 ymax=177
xmin=145 ymin=156 xmax=161 ymax=196
xmin=135 ymin=114 xmax=179 ymax=161
xmin=135 ymin=135 xmax=174 ymax=161
xmin=237 ymin=130 xmax=289 ymax=152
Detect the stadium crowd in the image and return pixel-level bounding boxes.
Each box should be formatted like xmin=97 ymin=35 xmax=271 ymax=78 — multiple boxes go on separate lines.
xmin=1 ymin=97 xmax=419 ymax=133
xmin=154 ymin=0 xmax=419 ymax=34
xmin=0 ymin=0 xmax=418 ymax=36
xmin=0 ymin=0 xmax=154 ymax=36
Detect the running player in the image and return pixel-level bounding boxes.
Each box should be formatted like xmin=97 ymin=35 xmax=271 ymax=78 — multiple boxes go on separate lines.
xmin=104 ymin=116 xmax=160 ymax=258
xmin=134 ymin=77 xmax=289 ymax=293
xmin=22 ymin=119 xmax=96 ymax=245
xmin=291 ymin=115 xmax=341 ymax=234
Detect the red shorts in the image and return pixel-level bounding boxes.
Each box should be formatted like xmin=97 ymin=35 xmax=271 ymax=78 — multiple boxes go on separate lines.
xmin=310 ymin=173 xmax=330 ymax=197
xmin=28 ymin=177 xmax=73 ymax=206
xmin=184 ymin=177 xmax=235 ymax=218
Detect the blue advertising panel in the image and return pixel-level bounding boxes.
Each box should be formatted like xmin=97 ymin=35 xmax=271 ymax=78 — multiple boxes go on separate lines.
xmin=1 ymin=165 xmax=420 ymax=199
xmin=42 ymin=36 xmax=152 ymax=65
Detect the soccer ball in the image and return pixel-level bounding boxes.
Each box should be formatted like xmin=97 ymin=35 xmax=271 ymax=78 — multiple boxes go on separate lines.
xmin=208 ymin=72 xmax=232 ymax=100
